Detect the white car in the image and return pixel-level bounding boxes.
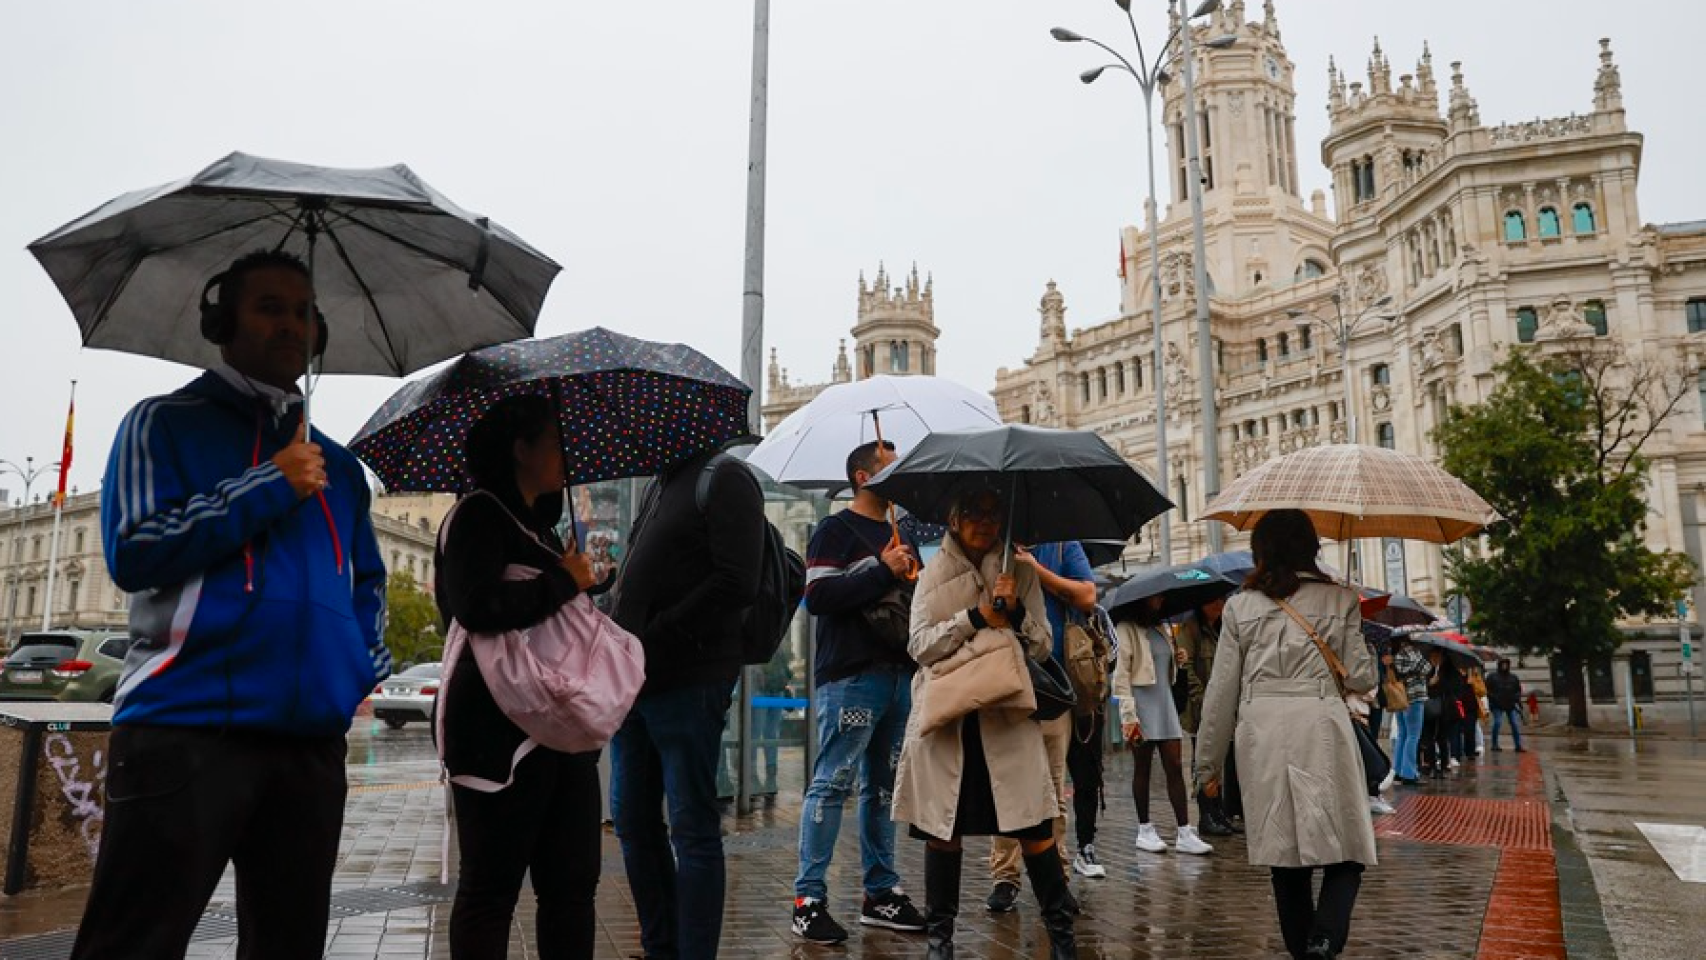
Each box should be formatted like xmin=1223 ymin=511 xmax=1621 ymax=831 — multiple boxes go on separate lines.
xmin=371 ymin=662 xmax=442 ymax=729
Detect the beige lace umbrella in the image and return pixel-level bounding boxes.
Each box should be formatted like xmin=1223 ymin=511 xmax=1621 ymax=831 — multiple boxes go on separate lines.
xmin=1203 ymin=444 xmax=1498 ymax=545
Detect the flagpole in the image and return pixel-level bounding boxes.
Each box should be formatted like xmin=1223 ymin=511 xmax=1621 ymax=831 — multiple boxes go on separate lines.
xmin=41 ymin=381 xmax=76 ymax=632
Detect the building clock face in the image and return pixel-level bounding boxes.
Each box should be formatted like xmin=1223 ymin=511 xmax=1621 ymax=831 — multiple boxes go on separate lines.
xmin=1265 ymin=55 xmax=1280 ymax=80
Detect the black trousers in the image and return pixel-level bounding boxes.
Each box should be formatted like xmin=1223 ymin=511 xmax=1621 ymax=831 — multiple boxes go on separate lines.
xmin=70 ymin=725 xmax=347 ymax=960
xmin=1270 ymin=862 xmax=1365 ymax=957
xmin=450 ymin=747 xmax=603 ymax=960
xmin=1064 ymin=710 xmax=1106 ymax=849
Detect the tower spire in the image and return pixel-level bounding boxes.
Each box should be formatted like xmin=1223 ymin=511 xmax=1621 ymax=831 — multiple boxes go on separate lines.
xmin=1594 ymin=37 xmax=1623 ymax=112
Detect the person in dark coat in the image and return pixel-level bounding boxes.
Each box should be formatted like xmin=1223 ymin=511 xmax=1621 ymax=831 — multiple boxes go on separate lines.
xmin=1486 ymin=658 xmax=1525 ymax=751
xmin=436 ymin=394 xmax=600 ymax=959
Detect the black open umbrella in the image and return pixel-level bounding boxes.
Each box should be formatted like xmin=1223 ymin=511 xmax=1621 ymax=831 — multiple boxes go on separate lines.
xmin=864 ymin=425 xmax=1171 ymax=552
xmin=1106 ymin=564 xmax=1240 ymax=622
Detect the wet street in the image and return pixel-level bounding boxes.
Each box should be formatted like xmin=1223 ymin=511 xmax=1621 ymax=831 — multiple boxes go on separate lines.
xmin=0 ymin=718 xmax=1698 ymax=958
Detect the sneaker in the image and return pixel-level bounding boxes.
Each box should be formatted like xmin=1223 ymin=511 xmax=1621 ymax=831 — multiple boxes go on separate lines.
xmin=1173 ymin=825 xmax=1213 ymax=856
xmin=860 ymin=888 xmax=926 ymax=932
xmin=1378 ymin=767 xmax=1397 ymax=793
xmin=1133 ymin=823 xmax=1167 ymax=853
xmin=985 ymin=880 xmax=1021 ymax=913
xmin=792 ymin=898 xmax=849 ymax=944
xmin=1369 ymin=796 xmax=1396 ymax=816
xmin=1072 ymin=844 xmax=1108 ymax=879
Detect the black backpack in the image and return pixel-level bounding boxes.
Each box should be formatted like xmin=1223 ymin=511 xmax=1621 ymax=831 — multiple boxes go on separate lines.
xmin=695 ymin=454 xmax=806 ymax=665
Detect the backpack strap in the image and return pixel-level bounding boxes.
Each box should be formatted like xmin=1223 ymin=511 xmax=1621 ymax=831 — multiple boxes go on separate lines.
xmin=694 ymin=452 xmax=735 ymax=513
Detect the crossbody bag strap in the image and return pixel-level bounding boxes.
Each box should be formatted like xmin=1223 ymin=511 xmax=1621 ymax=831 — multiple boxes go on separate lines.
xmin=1274 ymin=597 xmax=1349 ymax=697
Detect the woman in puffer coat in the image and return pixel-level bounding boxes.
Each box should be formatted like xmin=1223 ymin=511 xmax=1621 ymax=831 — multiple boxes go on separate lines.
xmin=1194 ymin=510 xmax=1377 ymax=960
xmin=891 ymin=486 xmax=1074 ymax=960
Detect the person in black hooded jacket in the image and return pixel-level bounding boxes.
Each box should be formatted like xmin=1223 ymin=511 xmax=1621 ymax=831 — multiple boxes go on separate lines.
xmin=435 ymin=394 xmax=599 ymax=959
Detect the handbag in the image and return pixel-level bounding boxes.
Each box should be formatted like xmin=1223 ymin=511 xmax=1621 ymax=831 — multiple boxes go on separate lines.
xmin=831 ymin=514 xmax=917 ymax=655
xmin=917 ymin=627 xmax=1036 ymax=736
xmin=1275 ymin=598 xmax=1393 ymax=795
xmin=435 ymin=494 xmax=648 ymax=790
xmin=1381 ymin=673 xmax=1411 ymax=712
xmin=1027 ymin=653 xmax=1077 ymax=723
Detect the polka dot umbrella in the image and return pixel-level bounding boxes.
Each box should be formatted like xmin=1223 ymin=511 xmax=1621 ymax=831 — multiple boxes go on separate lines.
xmin=350 ymin=327 xmax=752 ymax=492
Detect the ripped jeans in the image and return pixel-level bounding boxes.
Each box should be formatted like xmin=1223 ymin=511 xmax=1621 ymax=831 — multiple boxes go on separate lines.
xmin=794 ymin=665 xmax=913 ymax=901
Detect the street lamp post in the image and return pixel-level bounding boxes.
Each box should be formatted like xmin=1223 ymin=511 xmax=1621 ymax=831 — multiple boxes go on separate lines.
xmin=0 ymin=457 xmax=59 ymax=649
xmin=1052 ymin=0 xmax=1231 ymax=563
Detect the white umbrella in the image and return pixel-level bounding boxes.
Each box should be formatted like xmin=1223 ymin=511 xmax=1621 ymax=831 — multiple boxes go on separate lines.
xmin=748 ymin=375 xmax=1002 ymax=493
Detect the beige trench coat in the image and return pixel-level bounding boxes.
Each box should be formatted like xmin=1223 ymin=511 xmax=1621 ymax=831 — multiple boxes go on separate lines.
xmin=891 ymin=535 xmax=1057 ymax=840
xmin=1109 ymin=620 xmax=1171 ymax=729
xmin=1193 ymin=580 xmax=1379 ymax=868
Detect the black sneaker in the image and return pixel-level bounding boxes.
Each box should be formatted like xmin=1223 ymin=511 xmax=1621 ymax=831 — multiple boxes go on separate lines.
xmin=792 ymin=898 xmax=849 ymax=943
xmin=860 ymin=888 xmax=926 ymax=932
xmin=985 ymin=879 xmax=1021 ymax=913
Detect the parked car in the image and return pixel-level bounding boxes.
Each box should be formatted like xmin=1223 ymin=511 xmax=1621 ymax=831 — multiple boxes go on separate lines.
xmin=0 ymin=630 xmax=134 ymax=703
xmin=371 ymin=662 xmax=442 ymax=729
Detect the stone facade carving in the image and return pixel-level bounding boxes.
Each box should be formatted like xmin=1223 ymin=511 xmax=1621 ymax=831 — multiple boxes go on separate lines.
xmin=1489 ymin=114 xmax=1595 ymax=144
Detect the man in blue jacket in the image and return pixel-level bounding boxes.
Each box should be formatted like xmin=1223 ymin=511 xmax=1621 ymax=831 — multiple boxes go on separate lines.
xmin=71 ymin=250 xmax=389 ymax=960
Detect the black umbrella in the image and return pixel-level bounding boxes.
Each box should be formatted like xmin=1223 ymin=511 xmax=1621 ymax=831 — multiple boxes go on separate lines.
xmin=350 ymin=327 xmax=751 ymax=491
xmin=864 ymin=425 xmax=1172 ymax=554
xmin=1106 ymin=564 xmax=1240 ymax=622
xmin=1359 ymin=590 xmax=1438 ymax=628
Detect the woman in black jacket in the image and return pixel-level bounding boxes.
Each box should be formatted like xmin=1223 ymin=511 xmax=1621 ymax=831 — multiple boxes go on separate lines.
xmin=436 ymin=394 xmax=599 ymax=959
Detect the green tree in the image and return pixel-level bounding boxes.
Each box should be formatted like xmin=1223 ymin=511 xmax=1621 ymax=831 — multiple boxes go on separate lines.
xmin=1434 ymin=347 xmax=1695 ymax=727
xmin=384 ymin=570 xmax=444 ymax=668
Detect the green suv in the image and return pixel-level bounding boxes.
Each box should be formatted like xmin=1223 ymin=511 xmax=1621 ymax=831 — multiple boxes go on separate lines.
xmin=0 ymin=630 xmax=134 ymax=703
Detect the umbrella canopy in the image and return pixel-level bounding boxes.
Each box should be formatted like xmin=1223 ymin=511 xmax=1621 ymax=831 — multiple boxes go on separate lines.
xmin=1202 ymin=444 xmax=1498 ymax=544
xmin=1359 ymin=590 xmax=1438 ymax=628
xmin=1199 ymin=550 xmax=1255 ymax=585
xmin=1081 ymin=540 xmax=1133 ymax=568
xmin=864 ymin=425 xmax=1172 ymax=546
xmin=746 ymin=375 xmax=1001 ymax=492
xmin=1106 ymin=564 xmax=1240 ymax=622
xmin=1402 ymin=630 xmax=1496 ymax=666
xmin=350 ymin=327 xmax=750 ymax=491
xmin=30 ymin=151 xmax=559 ymax=377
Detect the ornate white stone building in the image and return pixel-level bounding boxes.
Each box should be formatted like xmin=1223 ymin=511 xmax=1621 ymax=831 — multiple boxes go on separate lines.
xmin=762 ymin=263 xmax=941 ymax=430
xmin=991 ymin=2 xmax=1706 ymax=715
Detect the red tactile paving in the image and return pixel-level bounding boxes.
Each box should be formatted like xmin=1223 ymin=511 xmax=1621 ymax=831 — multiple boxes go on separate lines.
xmin=1375 ymin=795 xmax=1553 ymax=851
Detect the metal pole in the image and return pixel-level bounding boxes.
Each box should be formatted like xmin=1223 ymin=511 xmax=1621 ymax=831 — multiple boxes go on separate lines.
xmin=1683 ymin=613 xmax=1696 ymax=739
xmin=1177 ymin=0 xmax=1221 ymax=553
xmin=40 ymin=508 xmax=64 ymax=632
xmin=1623 ymin=657 xmax=1638 ymax=737
xmin=1144 ymin=93 xmax=1170 ymax=564
xmin=739 ymin=0 xmax=770 ymax=434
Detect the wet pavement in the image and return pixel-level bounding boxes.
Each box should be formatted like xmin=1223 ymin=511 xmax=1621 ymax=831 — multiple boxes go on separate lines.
xmin=0 ymin=719 xmax=1661 ymax=959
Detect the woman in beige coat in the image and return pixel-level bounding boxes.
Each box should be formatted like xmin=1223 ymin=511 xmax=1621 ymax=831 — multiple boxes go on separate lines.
xmin=1195 ymin=510 xmax=1377 ymax=960
xmin=891 ymin=487 xmax=1074 ymax=960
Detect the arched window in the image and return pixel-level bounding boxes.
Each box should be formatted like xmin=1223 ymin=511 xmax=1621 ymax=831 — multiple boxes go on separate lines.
xmin=1297 ymin=259 xmax=1327 ymax=280
xmin=890 ymin=341 xmax=909 ymax=373
xmin=1114 ymin=363 xmax=1126 ymax=394
xmin=1584 ymin=300 xmax=1608 ymax=336
xmin=1097 ymin=367 xmax=1108 ymax=401
xmin=74 ymin=529 xmax=85 ymax=553
xmin=1021 ymin=405 xmax=1032 ymax=424
xmin=1376 ymin=422 xmax=1396 ymax=449
xmin=1538 ymin=207 xmax=1561 ymax=238
xmin=1689 ymin=298 xmax=1706 ymax=334
xmin=1257 ymin=339 xmax=1269 ymax=364
xmin=1134 ymin=358 xmax=1144 ymax=390
xmin=1504 ymin=211 xmax=1527 ymax=242
xmin=1371 ymin=364 xmax=1391 ymax=386
xmin=1573 ymin=203 xmax=1596 ymax=234
xmin=1516 ymin=307 xmax=1539 ymax=343
xmin=32 ymin=535 xmax=41 ymax=559
xmin=1300 ymin=325 xmax=1313 ymax=351
xmin=1278 ymin=333 xmax=1291 ymax=358
xmin=1080 ymin=373 xmax=1091 ymax=405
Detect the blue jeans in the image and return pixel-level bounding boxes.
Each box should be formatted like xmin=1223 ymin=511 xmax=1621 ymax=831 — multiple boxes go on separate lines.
xmin=1393 ymin=700 xmax=1426 ymax=781
xmin=795 ymin=667 xmax=911 ymax=901
xmin=612 ymin=681 xmax=733 ymax=960
xmin=1491 ymin=707 xmax=1523 ymax=749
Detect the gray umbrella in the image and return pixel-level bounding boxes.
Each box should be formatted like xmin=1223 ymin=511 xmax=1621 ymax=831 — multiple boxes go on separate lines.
xmin=29 ymin=151 xmax=560 ymax=384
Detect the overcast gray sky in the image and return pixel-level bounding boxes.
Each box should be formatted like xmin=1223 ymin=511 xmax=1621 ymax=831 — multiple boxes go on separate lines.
xmin=2 ymin=0 xmax=1701 ymax=498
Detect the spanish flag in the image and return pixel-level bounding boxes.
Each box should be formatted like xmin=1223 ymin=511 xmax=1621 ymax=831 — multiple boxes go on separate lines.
xmin=54 ymin=382 xmax=75 ymax=508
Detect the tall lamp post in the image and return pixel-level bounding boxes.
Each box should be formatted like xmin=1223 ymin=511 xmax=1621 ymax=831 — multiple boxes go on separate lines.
xmin=1052 ymin=0 xmax=1233 ymax=563
xmin=1288 ymin=292 xmax=1396 ymax=578
xmin=0 ymin=457 xmax=59 ymax=649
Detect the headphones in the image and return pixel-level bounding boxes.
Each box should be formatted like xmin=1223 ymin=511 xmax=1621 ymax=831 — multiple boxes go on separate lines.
xmin=199 ymin=270 xmax=330 ymax=359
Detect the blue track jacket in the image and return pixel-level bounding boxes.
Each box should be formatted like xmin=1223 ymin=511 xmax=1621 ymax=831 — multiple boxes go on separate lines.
xmin=101 ymin=371 xmax=390 ymax=734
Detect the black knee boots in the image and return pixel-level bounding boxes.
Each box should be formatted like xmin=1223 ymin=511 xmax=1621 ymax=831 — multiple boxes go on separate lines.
xmin=1021 ymin=847 xmax=1077 ymax=960
xmin=924 ymin=846 xmax=962 ymax=960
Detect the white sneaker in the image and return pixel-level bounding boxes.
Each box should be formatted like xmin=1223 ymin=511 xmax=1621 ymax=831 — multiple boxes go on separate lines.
xmin=1071 ymin=844 xmax=1108 ymax=878
xmin=1369 ymin=796 xmax=1396 ymax=816
xmin=1448 ymin=758 xmax=1461 ymax=771
xmin=1133 ymin=823 xmax=1167 ymax=853
xmin=1378 ymin=767 xmax=1397 ymax=793
xmin=1174 ymin=825 xmax=1213 ymax=855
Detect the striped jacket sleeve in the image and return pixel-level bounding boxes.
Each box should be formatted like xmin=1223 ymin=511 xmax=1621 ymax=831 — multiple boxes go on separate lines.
xmin=101 ymin=398 xmax=299 ymax=593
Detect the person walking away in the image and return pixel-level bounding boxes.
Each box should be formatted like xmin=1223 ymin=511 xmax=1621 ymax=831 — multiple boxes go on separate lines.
xmin=1487 ymin=658 xmax=1525 ymax=752
xmin=73 ymin=250 xmax=390 ymax=960
xmin=436 ymin=395 xmax=603 ymax=958
xmin=1195 ymin=509 xmax=1378 ymax=960
xmin=892 ymin=487 xmax=1076 ymax=960
xmin=611 ymin=448 xmax=767 ymax=960
xmin=987 ymin=541 xmax=1097 ymax=912
xmin=790 ymin=441 xmax=925 ymax=943
xmin=1178 ymin=598 xmax=1239 ymax=836
xmin=1387 ymin=639 xmax=1432 ymax=785
xmin=1112 ymin=596 xmax=1213 ymax=857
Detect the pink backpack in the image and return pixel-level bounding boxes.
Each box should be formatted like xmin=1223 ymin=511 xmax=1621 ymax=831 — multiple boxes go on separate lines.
xmin=435 ymin=494 xmax=646 ymax=791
